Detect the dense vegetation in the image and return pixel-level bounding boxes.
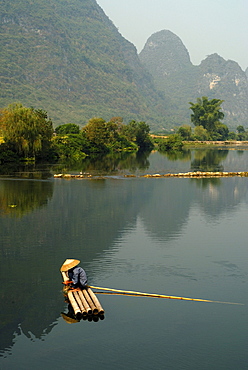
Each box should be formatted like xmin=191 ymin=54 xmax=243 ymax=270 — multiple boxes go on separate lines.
xmin=0 ymin=103 xmax=54 ymax=161
xmin=0 ymin=103 xmax=154 ymax=163
xmin=0 ymin=0 xmax=165 ymax=130
xmin=1 ymin=97 xmax=248 ymax=164
xmin=188 ymin=97 xmax=228 ymax=140
xmin=159 ymin=96 xmax=248 ymax=144
xmin=1 ymin=2 xmax=248 ymax=131
xmin=155 ymin=134 xmax=184 ymax=152
xmin=175 ymin=97 xmax=247 ymax=142
xmin=53 ymin=117 xmax=154 ymax=161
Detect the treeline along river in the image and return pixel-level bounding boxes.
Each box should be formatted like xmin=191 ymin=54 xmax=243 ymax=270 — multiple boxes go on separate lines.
xmin=0 ymin=149 xmax=248 ymax=369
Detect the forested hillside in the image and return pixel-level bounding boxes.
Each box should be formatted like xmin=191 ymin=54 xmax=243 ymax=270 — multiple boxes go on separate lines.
xmin=1 ymin=1 xmax=247 ymax=131
xmin=139 ymin=30 xmax=248 ymax=128
xmin=0 ymin=0 xmax=166 ymax=129
xmin=198 ymin=54 xmax=248 ymax=127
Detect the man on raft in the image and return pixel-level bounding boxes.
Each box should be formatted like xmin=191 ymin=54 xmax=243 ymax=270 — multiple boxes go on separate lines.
xmin=60 ymin=259 xmax=88 ymax=290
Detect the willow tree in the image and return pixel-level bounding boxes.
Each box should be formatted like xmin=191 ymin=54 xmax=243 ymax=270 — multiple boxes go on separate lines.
xmin=0 ymin=103 xmax=53 ymax=158
xmin=189 ymin=97 xmax=225 ymax=136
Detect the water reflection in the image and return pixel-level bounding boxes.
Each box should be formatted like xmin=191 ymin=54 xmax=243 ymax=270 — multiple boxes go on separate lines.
xmin=160 ymin=149 xmax=191 ymax=161
xmin=193 ymin=177 xmax=248 ymax=219
xmin=190 ymin=177 xmax=222 ymax=188
xmin=1 ymin=149 xmax=248 ymax=363
xmin=237 ymin=150 xmax=244 ymax=156
xmin=0 ymin=162 xmax=53 ymax=179
xmin=0 ymin=148 xmax=245 ymax=181
xmin=0 ymin=179 xmax=54 ymax=217
xmin=55 ymin=150 xmax=151 ymax=175
xmin=61 ymin=304 xmax=105 ymax=323
xmin=191 ymin=149 xmax=228 ymax=172
xmin=0 ymin=179 xmax=145 ymax=354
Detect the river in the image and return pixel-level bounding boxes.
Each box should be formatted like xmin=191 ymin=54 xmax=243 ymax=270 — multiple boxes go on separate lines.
xmin=0 ymin=148 xmax=248 ymax=369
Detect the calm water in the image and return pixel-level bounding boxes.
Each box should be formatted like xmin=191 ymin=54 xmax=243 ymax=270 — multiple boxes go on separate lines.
xmin=0 ymin=149 xmax=248 ymax=370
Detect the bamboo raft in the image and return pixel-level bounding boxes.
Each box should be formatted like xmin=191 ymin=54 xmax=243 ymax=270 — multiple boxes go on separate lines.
xmin=61 ymin=271 xmax=104 ymax=320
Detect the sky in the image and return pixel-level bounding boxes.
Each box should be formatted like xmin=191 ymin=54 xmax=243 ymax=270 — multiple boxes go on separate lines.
xmin=96 ymin=0 xmax=248 ymax=71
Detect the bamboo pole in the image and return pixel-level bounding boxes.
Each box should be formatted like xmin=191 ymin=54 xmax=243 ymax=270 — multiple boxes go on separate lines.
xmin=78 ymin=290 xmax=92 ymax=315
xmin=88 ymin=285 xmax=244 ymax=306
xmin=73 ymin=291 xmax=88 ymax=317
xmin=83 ymin=289 xmax=98 ymax=314
xmin=87 ymin=288 xmax=105 ymax=315
xmin=68 ymin=291 xmax=82 ymax=318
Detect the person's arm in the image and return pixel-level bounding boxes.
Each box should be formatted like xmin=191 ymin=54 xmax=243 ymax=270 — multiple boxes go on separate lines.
xmin=68 ymin=268 xmax=78 ymax=286
xmin=79 ymin=268 xmax=87 ymax=286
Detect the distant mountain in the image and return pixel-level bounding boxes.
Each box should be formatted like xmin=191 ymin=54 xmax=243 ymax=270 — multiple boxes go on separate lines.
xmin=139 ymin=30 xmax=192 ymax=86
xmin=0 ymin=0 xmax=165 ymax=128
xmin=139 ymin=30 xmax=248 ymax=128
xmin=198 ymin=54 xmax=248 ymax=127
xmin=1 ymin=1 xmax=247 ymax=131
xmin=139 ymin=30 xmax=199 ymax=127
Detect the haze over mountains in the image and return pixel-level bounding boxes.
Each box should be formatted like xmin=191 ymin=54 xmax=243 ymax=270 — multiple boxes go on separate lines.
xmin=1 ymin=0 xmax=247 ymax=131
xmin=140 ymin=30 xmax=248 ymax=129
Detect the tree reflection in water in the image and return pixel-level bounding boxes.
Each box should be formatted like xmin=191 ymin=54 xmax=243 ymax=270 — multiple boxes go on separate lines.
xmin=191 ymin=149 xmax=228 ymax=172
xmin=159 ymin=149 xmax=191 ymax=162
xmin=54 ymin=151 xmax=151 ymax=175
xmin=190 ymin=177 xmax=221 ymax=188
xmin=1 ymin=149 xmax=248 ymax=363
xmin=0 ymin=179 xmax=54 ymax=217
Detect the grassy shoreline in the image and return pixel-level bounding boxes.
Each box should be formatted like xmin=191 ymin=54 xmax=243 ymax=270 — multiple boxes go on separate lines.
xmin=183 ymin=140 xmax=248 ymax=148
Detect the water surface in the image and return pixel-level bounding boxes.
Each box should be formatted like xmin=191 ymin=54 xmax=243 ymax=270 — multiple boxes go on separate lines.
xmin=0 ymin=149 xmax=248 ymax=369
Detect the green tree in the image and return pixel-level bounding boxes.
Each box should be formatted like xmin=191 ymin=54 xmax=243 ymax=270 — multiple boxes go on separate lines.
xmin=193 ymin=125 xmax=209 ymax=141
xmin=52 ymin=134 xmax=89 ymax=161
xmin=120 ymin=120 xmax=153 ymax=150
xmin=55 ymin=123 xmax=80 ymax=135
xmin=236 ymin=125 xmax=247 ymax=141
xmin=228 ymin=131 xmax=237 ymax=140
xmin=119 ymin=120 xmax=137 ymax=142
xmin=177 ymin=125 xmax=192 ymax=140
xmin=189 ymin=97 xmax=225 ymax=137
xmin=83 ymin=117 xmax=109 ymax=151
xmin=213 ymin=123 xmax=229 ymax=141
xmin=237 ymin=125 xmax=245 ymax=134
xmin=158 ymin=134 xmax=183 ymax=152
xmin=0 ymin=103 xmax=53 ymax=159
xmin=135 ymin=121 xmax=153 ymax=149
xmin=83 ymin=118 xmax=136 ymax=152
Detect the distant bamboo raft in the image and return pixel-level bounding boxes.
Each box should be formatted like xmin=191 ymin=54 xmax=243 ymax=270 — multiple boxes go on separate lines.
xmin=54 ymin=171 xmax=248 ymax=179
xmin=61 ymin=271 xmax=104 ymax=319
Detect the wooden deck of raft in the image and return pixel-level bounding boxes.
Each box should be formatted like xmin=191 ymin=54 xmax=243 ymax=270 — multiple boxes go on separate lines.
xmin=61 ymin=271 xmax=104 ymax=319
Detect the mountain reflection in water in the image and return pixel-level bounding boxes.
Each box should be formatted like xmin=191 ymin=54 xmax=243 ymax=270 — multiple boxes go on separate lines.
xmin=0 ymin=149 xmax=248 ymax=369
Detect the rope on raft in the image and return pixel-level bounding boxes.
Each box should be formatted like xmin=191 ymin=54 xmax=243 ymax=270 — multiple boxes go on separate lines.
xmin=88 ymin=285 xmax=244 ymax=306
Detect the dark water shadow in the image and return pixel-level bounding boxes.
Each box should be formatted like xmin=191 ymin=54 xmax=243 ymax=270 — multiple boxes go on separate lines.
xmin=191 ymin=149 xmax=228 ymax=172
xmin=0 ymin=178 xmax=54 ymax=217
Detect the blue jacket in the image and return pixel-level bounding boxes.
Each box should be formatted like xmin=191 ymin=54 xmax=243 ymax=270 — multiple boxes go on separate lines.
xmin=68 ymin=266 xmax=88 ymax=288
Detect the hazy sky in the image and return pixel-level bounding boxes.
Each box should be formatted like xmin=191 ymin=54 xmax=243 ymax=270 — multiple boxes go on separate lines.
xmin=96 ymin=0 xmax=248 ymax=71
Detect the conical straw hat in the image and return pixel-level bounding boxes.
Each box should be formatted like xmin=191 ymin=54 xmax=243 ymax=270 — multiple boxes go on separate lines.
xmin=60 ymin=259 xmax=80 ymax=272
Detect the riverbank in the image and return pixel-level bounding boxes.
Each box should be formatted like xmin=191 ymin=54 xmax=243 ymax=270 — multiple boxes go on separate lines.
xmin=183 ymin=140 xmax=248 ymax=148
